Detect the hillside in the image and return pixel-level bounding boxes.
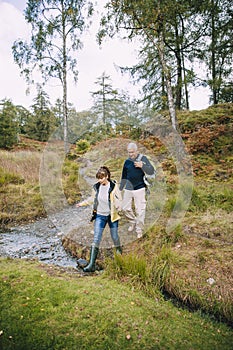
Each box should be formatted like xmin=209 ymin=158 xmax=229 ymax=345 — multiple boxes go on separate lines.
xmin=0 ymin=103 xmax=232 ymax=326
xmin=64 ymin=103 xmax=233 ymax=325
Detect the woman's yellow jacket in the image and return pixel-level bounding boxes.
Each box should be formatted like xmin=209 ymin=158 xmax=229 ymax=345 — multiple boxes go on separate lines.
xmin=78 ymin=180 xmax=122 ymax=223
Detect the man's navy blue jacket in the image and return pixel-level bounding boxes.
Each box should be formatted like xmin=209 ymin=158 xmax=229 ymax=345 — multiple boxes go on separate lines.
xmin=119 ymin=154 xmax=155 ymax=191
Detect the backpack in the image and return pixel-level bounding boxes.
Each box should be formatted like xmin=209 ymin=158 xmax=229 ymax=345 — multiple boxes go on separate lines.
xmin=137 ymin=154 xmax=156 ymax=189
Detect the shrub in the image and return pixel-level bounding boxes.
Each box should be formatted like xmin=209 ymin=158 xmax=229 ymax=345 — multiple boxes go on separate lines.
xmin=76 ymin=139 xmax=90 ymax=153
xmin=150 ymin=245 xmax=179 ymax=290
xmin=0 ymin=167 xmax=24 ymax=185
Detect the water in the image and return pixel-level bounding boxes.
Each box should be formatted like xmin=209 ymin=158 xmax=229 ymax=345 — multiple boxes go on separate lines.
xmin=0 ymin=206 xmax=83 ymax=269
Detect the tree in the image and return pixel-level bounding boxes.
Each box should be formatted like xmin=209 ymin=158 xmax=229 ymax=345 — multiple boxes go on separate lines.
xmin=91 ymin=75 xmax=144 ymax=136
xmin=91 ymin=72 xmax=119 ymax=125
xmin=12 ymin=0 xmax=94 ymax=153
xmin=100 ymin=0 xmax=182 ymax=129
xmin=0 ymin=100 xmax=18 ymax=148
xmin=218 ymin=83 xmax=233 ymax=103
xmin=14 ymin=105 xmax=33 ymax=136
xmin=208 ymin=0 xmax=233 ymax=104
xmin=66 ymin=106 xmax=98 ymax=142
xmin=27 ymin=88 xmax=57 ymax=141
xmin=52 ymin=98 xmax=64 ymax=126
xmin=103 ymin=0 xmax=209 ymax=116
xmin=120 ymin=41 xmax=168 ymax=111
xmin=196 ymin=0 xmax=233 ymax=104
xmin=110 ymin=92 xmax=145 ymax=131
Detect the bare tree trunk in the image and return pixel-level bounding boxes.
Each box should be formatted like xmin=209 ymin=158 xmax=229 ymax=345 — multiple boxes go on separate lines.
xmin=157 ymin=32 xmax=177 ymax=130
xmin=175 ymin=24 xmax=182 ymax=110
xmin=63 ymin=69 xmax=68 ymax=154
xmin=102 ymin=75 xmax=106 ymax=124
xmin=161 ymin=71 xmax=167 ymax=110
xmin=62 ymin=5 xmax=69 ymax=155
xmin=211 ymin=0 xmax=218 ymax=104
xmin=182 ymin=50 xmax=189 ymax=110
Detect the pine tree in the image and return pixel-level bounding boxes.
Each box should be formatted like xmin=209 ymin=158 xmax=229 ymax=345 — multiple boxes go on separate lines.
xmin=0 ymin=100 xmax=18 ymax=148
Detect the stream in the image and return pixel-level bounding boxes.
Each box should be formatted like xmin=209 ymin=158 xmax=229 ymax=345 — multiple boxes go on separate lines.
xmin=0 ymin=205 xmax=86 ymax=269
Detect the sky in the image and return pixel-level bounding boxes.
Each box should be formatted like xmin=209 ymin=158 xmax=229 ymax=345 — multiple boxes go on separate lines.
xmin=0 ymin=0 xmax=210 ymax=112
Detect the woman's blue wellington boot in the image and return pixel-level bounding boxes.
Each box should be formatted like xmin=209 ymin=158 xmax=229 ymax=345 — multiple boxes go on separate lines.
xmin=83 ymin=245 xmax=99 ymax=272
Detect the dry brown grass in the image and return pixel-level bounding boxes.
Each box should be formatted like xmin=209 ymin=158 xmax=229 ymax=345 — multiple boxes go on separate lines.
xmin=0 ymin=150 xmax=42 ymax=184
xmin=183 ymin=209 xmax=233 ymax=244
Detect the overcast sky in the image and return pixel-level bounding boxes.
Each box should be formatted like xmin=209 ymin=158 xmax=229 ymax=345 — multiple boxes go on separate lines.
xmin=0 ymin=0 xmax=210 ymax=111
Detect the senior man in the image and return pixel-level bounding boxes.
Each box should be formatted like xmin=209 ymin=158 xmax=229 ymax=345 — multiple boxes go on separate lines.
xmin=119 ymin=142 xmax=155 ymax=238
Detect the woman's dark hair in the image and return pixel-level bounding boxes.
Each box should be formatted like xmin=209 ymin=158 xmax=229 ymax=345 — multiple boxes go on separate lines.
xmin=96 ymin=166 xmax=111 ymax=180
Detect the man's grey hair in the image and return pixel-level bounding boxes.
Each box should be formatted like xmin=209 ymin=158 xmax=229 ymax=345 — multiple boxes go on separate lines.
xmin=127 ymin=142 xmax=138 ymax=151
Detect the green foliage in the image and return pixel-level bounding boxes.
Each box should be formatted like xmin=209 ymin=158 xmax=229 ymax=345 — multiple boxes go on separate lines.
xmin=110 ymin=253 xmax=148 ymax=281
xmin=150 ymin=245 xmax=178 ymax=290
xmin=165 ymin=196 xmax=187 ymax=216
xmin=178 ymin=103 xmax=233 ymax=133
xmin=101 ymin=0 xmax=232 ymax=113
xmin=76 ymin=139 xmax=90 ymax=154
xmin=13 ymin=0 xmax=94 ymax=84
xmin=161 ymin=225 xmax=185 ymax=245
xmin=81 ymin=124 xmax=115 ymax=145
xmin=204 ymin=1 xmax=233 ymax=104
xmin=106 ymin=246 xmax=180 ymax=295
xmin=218 ymin=84 xmax=233 ymax=103
xmin=27 ymin=89 xmax=58 ymax=142
xmin=0 ymin=167 xmax=24 ymax=186
xmin=62 ymin=157 xmax=80 ymax=204
xmin=189 ymin=184 xmax=233 ymax=213
xmin=0 ymin=100 xmax=18 ymax=148
xmin=189 ymin=187 xmax=208 ymax=212
xmin=68 ymin=109 xmax=98 ymax=141
xmin=15 ymin=105 xmax=33 ymax=136
xmin=91 ymin=72 xmax=119 ymax=125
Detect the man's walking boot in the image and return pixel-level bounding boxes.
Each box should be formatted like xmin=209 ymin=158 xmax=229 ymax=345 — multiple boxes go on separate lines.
xmin=83 ymin=244 xmax=99 ymax=272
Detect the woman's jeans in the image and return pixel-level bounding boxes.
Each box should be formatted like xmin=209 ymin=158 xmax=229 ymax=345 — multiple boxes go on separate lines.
xmin=93 ymin=214 xmax=120 ymax=247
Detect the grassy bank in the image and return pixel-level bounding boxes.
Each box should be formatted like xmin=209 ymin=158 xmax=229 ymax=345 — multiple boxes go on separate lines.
xmin=0 ymin=258 xmax=232 ymax=350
